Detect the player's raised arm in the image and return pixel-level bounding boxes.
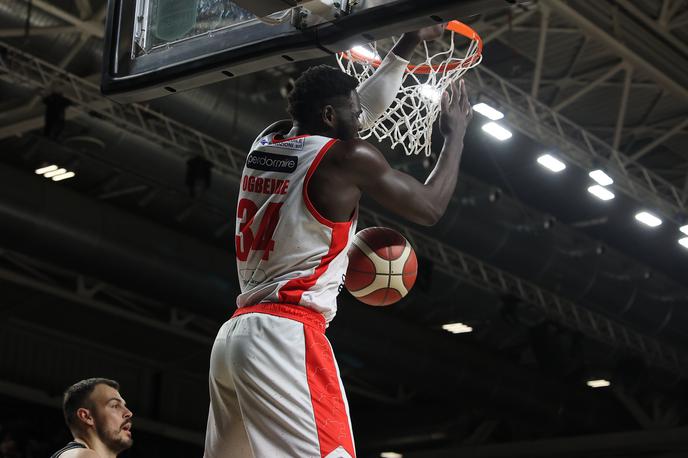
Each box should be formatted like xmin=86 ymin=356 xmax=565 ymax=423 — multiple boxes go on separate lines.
xmin=257 ymin=26 xmax=445 ymax=138
xmin=356 ymin=25 xmax=445 ymax=130
xmin=345 ymin=80 xmax=472 ymax=226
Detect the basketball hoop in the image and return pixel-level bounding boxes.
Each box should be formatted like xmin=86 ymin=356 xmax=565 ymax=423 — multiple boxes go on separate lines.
xmin=336 ymin=20 xmax=483 ymax=157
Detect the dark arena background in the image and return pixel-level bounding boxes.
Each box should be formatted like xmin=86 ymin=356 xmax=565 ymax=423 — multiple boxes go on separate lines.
xmin=1 ymin=0 xmax=688 ymax=457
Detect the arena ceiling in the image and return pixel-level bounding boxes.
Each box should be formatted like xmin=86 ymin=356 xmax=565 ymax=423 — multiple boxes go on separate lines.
xmin=0 ymin=1 xmax=687 ymax=457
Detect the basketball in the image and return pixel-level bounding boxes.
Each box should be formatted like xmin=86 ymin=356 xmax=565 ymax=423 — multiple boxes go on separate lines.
xmin=345 ymin=227 xmax=418 ymax=306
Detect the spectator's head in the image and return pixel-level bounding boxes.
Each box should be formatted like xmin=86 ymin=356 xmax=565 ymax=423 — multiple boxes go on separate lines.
xmin=0 ymin=427 xmax=27 ymax=458
xmin=62 ymin=378 xmax=133 ymax=454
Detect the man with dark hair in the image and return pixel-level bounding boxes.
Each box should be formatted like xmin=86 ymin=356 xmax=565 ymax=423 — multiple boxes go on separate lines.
xmin=51 ymin=378 xmax=133 ymax=458
xmin=205 ymin=26 xmax=472 ymax=458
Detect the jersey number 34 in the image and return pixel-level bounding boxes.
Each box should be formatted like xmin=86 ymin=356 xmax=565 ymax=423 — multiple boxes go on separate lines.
xmin=235 ymin=198 xmax=283 ymax=261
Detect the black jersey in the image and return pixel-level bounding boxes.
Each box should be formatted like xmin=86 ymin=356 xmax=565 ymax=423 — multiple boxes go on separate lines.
xmin=50 ymin=441 xmax=87 ymax=458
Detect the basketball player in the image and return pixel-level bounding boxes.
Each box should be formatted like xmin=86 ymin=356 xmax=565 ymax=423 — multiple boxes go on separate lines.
xmin=204 ymin=27 xmax=472 ymax=458
xmin=50 ymin=378 xmax=133 ymax=458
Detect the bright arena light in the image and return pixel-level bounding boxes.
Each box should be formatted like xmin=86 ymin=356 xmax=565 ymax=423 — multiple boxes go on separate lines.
xmin=537 ymin=154 xmax=566 ymax=172
xmin=35 ymin=164 xmax=58 ymax=175
xmin=380 ymin=453 xmax=403 ymax=458
xmin=680 ymin=225 xmax=688 ymax=236
xmin=473 ymin=102 xmax=504 ymax=120
xmin=586 ymin=379 xmax=611 ymax=388
xmin=52 ymin=171 xmax=76 ymax=181
xmin=635 ymin=211 xmax=662 ymax=227
xmin=419 ymin=84 xmax=442 ymax=103
xmin=35 ymin=164 xmax=76 ymax=182
xmin=589 ymin=169 xmax=613 ymax=186
xmin=587 ymin=185 xmax=615 ymax=201
xmin=350 ymin=45 xmax=380 ymax=62
xmin=481 ymin=122 xmax=512 ymax=141
xmin=442 ymin=322 xmax=473 ymax=334
xmin=43 ymin=167 xmax=67 ymax=178
xmin=679 ymin=238 xmax=688 ymax=249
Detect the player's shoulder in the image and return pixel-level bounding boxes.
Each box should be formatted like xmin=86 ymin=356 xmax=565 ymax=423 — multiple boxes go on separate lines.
xmin=58 ymin=449 xmax=100 ymax=458
xmin=327 ymin=138 xmax=388 ymax=176
xmin=329 ymin=138 xmax=380 ymax=161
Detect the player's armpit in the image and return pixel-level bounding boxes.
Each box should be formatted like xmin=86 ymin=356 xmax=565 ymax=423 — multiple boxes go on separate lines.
xmin=341 ymin=140 xmax=447 ymax=226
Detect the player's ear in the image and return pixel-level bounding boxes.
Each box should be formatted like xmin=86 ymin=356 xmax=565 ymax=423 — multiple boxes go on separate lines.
xmin=321 ymin=104 xmax=336 ymax=128
xmin=77 ymin=407 xmax=95 ymax=427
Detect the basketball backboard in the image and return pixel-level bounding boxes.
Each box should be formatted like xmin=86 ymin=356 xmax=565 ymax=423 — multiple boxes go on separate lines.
xmin=101 ymin=0 xmax=512 ymax=102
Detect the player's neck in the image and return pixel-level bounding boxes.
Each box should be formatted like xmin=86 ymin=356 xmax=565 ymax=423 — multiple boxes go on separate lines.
xmin=73 ymin=434 xmax=118 ymax=458
xmin=288 ymin=121 xmax=334 ymax=138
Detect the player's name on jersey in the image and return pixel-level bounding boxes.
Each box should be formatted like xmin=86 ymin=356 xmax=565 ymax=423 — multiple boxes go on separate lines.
xmin=242 ymin=175 xmax=290 ymax=195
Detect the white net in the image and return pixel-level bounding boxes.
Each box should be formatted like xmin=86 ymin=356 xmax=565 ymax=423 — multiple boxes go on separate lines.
xmin=336 ymin=27 xmax=482 ymax=157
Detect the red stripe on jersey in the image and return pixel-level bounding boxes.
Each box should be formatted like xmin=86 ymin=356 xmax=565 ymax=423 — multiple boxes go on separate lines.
xmin=303 ymin=138 xmax=339 ymax=228
xmin=304 ymin=327 xmax=356 ymax=458
xmin=271 ymin=134 xmax=310 ymax=144
xmin=277 ymin=138 xmax=351 ymax=304
xmin=278 ymin=220 xmax=351 ymax=304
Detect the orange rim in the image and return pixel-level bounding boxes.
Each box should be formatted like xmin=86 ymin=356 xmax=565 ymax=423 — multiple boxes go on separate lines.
xmin=340 ymin=20 xmax=482 ymax=75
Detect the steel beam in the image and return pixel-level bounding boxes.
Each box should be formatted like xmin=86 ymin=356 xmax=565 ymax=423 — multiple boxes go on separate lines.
xmin=464 ymin=63 xmax=686 ymax=222
xmin=98 ymin=184 xmax=149 ymax=200
xmin=616 ymin=0 xmax=688 ymax=57
xmin=670 ymin=10 xmax=688 ymax=29
xmin=0 ymin=248 xmax=215 ymax=345
xmin=481 ymin=8 xmax=537 ymax=45
xmin=23 ymin=0 xmax=104 ymax=38
xmin=553 ymin=62 xmax=625 ymax=112
xmin=626 ymin=118 xmax=688 ymax=165
xmin=552 ymin=62 xmax=624 ymax=111
xmin=0 ymin=26 xmax=78 ymax=37
xmin=531 ymin=6 xmax=550 ymax=99
xmin=1 ymin=42 xmax=685 ymax=375
xmin=358 ymin=209 xmax=685 ymax=375
xmin=542 ymin=0 xmax=688 ymax=104
xmin=613 ymin=66 xmax=633 ymax=151
xmin=73 ymin=0 xmax=92 ymax=20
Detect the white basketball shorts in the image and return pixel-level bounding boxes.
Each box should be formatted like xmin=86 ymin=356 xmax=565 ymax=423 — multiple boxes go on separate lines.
xmin=203 ymin=303 xmax=356 ymax=458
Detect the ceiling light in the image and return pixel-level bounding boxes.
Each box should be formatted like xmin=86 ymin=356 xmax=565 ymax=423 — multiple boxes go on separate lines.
xmin=442 ymin=322 xmax=473 ymax=334
xmin=635 ymin=211 xmax=662 ymax=227
xmin=52 ymin=171 xmax=76 ymax=181
xmin=679 ymin=238 xmax=688 ymax=249
xmin=473 ymin=102 xmax=504 ymax=120
xmin=419 ymin=84 xmax=442 ymax=103
xmin=586 ymin=379 xmax=611 ymax=388
xmin=589 ymin=169 xmax=613 ymax=186
xmin=587 ymin=185 xmax=615 ymax=201
xmin=380 ymin=453 xmax=403 ymax=458
xmin=680 ymin=225 xmax=688 ymax=236
xmin=35 ymin=164 xmax=58 ymax=175
xmin=481 ymin=122 xmax=512 ymax=141
xmin=43 ymin=168 xmax=67 ymax=178
xmin=350 ymin=45 xmax=380 ymax=62
xmin=537 ymin=154 xmax=566 ymax=172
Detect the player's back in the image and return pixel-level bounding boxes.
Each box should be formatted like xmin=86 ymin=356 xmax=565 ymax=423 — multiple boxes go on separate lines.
xmin=234 ymin=133 xmax=358 ymax=322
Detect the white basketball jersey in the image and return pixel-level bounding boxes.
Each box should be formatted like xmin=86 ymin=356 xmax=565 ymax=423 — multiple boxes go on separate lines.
xmin=235 ymin=133 xmax=358 ymax=323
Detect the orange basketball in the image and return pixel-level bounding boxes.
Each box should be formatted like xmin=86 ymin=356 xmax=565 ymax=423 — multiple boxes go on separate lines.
xmin=345 ymin=227 xmax=418 ymax=306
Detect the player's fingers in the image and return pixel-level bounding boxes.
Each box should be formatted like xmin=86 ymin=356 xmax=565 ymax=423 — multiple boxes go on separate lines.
xmin=458 ymin=79 xmax=469 ymax=106
xmin=450 ymin=81 xmax=460 ymax=106
xmin=459 ymin=81 xmax=471 ymax=114
xmin=441 ymin=89 xmax=450 ymax=111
